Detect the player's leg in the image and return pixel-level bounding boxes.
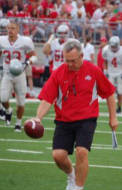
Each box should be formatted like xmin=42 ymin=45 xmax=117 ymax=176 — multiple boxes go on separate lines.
xmin=14 ymin=72 xmax=27 ymax=132
xmin=0 ymin=102 xmax=6 ymax=120
xmin=74 ymin=118 xmax=97 ymax=190
xmin=108 ymin=75 xmax=120 ymax=112
xmin=25 ymin=65 xmax=36 ymax=97
xmin=52 ymin=149 xmax=75 ymax=190
xmin=0 ymin=71 xmax=6 ymax=120
xmin=116 ymin=75 xmax=122 ymax=113
xmin=0 ymin=74 xmax=13 ymax=125
xmin=75 ymin=147 xmax=88 ymax=190
xmin=52 ymin=123 xmax=76 ymax=190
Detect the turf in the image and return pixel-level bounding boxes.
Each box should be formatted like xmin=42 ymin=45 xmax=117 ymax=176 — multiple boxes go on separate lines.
xmin=0 ymin=101 xmax=122 ymax=190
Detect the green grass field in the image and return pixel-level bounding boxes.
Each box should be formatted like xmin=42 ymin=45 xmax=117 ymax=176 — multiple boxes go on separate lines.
xmin=0 ymin=100 xmax=122 ymax=190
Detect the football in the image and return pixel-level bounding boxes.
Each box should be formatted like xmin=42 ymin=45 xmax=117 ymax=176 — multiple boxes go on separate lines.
xmin=9 ymin=58 xmax=23 ymax=76
xmin=24 ymin=119 xmax=44 ymax=139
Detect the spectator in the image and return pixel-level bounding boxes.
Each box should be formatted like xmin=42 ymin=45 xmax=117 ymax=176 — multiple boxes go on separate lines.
xmin=61 ymin=0 xmax=74 ymax=18
xmin=0 ymin=4 xmax=3 ymax=17
xmin=2 ymin=0 xmax=13 ymax=15
xmin=82 ymin=35 xmax=95 ymax=63
xmin=84 ymin=0 xmax=100 ymax=18
xmin=53 ymin=0 xmax=63 ymax=16
xmin=71 ymin=0 xmax=86 ymax=41
xmin=7 ymin=4 xmax=19 ymax=17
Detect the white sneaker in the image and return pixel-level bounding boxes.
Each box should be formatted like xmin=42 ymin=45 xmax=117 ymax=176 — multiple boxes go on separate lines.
xmin=14 ymin=125 xmax=22 ymax=132
xmin=74 ymin=185 xmax=84 ymax=190
xmin=0 ymin=115 xmax=5 ymax=120
xmin=66 ymin=169 xmax=76 ymax=190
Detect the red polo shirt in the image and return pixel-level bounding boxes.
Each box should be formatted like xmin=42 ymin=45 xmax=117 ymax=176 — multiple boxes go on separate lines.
xmin=38 ymin=61 xmax=115 ymax=122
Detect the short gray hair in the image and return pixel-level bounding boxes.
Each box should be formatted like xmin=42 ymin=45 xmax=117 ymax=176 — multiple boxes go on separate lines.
xmin=63 ymin=39 xmax=82 ymax=53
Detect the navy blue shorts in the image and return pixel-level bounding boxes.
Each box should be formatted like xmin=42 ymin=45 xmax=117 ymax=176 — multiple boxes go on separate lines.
xmin=53 ymin=118 xmax=97 ymax=154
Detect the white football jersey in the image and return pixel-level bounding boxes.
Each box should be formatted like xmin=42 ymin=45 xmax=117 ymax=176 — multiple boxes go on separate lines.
xmin=0 ymin=34 xmax=35 ymax=74
xmin=102 ymin=45 xmax=122 ymax=77
xmin=50 ymin=38 xmax=65 ymax=71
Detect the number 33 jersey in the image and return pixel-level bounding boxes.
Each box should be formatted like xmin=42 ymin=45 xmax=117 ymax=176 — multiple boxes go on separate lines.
xmin=0 ymin=34 xmax=35 ymax=73
xmin=102 ymin=45 xmax=122 ymax=77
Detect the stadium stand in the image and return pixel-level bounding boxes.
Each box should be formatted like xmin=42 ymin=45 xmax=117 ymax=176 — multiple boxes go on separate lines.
xmin=0 ymin=0 xmax=122 ymax=94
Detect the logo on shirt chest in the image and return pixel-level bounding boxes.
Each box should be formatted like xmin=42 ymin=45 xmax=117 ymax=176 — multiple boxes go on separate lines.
xmin=85 ymin=75 xmax=92 ymax=80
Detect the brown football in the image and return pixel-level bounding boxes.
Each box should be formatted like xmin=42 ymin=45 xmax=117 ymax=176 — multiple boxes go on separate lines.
xmin=24 ymin=119 xmax=44 ymax=139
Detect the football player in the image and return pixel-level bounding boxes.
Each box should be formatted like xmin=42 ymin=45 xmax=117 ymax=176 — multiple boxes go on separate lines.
xmin=43 ymin=24 xmax=72 ymax=71
xmin=0 ymin=57 xmax=5 ymax=120
xmin=0 ymin=21 xmax=38 ymax=131
xmin=102 ymin=36 xmax=122 ymax=113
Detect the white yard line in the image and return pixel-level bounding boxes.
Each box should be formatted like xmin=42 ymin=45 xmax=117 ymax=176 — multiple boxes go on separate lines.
xmin=0 ymin=138 xmax=122 ymax=148
xmin=0 ymin=158 xmax=121 ymax=170
xmin=46 ymin=146 xmax=122 ymax=151
xmin=7 ymin=149 xmax=43 ymax=154
xmin=45 ymin=112 xmax=122 ymax=117
xmin=0 ymin=123 xmax=122 ymax=134
xmin=0 ymin=138 xmax=52 ymax=143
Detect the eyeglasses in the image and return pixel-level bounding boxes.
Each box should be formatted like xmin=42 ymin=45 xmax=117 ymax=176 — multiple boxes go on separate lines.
xmin=64 ymin=55 xmax=81 ymax=64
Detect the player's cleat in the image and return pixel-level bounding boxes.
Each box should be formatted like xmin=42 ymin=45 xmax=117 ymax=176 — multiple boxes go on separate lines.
xmin=116 ymin=106 xmax=121 ymax=113
xmin=14 ymin=125 xmax=22 ymax=132
xmin=5 ymin=112 xmax=12 ymax=125
xmin=0 ymin=109 xmax=6 ymax=120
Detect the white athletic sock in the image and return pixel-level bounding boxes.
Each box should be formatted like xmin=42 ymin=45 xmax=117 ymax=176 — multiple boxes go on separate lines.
xmin=75 ymin=185 xmax=84 ymax=190
xmin=16 ymin=119 xmax=22 ymax=126
xmin=68 ymin=167 xmax=75 ymax=178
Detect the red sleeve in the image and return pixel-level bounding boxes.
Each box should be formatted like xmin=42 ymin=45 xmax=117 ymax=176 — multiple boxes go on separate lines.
xmin=38 ymin=71 xmax=59 ymax=104
xmin=95 ymin=67 xmax=116 ymax=98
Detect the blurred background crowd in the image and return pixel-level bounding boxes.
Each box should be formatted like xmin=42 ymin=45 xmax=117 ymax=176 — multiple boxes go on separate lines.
xmin=0 ymin=0 xmax=122 ymax=97
xmin=0 ymin=0 xmax=122 ymax=44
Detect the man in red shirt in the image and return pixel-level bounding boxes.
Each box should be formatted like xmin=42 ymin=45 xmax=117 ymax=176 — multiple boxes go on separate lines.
xmin=84 ymin=0 xmax=99 ymax=18
xmin=27 ymin=39 xmax=118 ymax=190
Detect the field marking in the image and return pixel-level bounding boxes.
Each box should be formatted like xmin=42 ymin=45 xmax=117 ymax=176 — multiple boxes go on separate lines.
xmin=0 ymin=138 xmax=122 ymax=145
xmin=1 ymin=113 xmax=122 ymax=125
xmin=0 ymin=138 xmax=122 ymax=149
xmin=0 ymin=158 xmax=122 ymax=170
xmin=0 ymin=123 xmax=122 ymax=135
xmin=48 ymin=112 xmax=122 ymax=117
xmin=10 ymin=99 xmax=40 ymax=103
xmin=0 ymin=138 xmax=52 ymax=143
xmin=1 ymin=112 xmax=122 ymax=120
xmin=46 ymin=146 xmax=122 ymax=151
xmin=7 ymin=149 xmax=43 ymax=154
